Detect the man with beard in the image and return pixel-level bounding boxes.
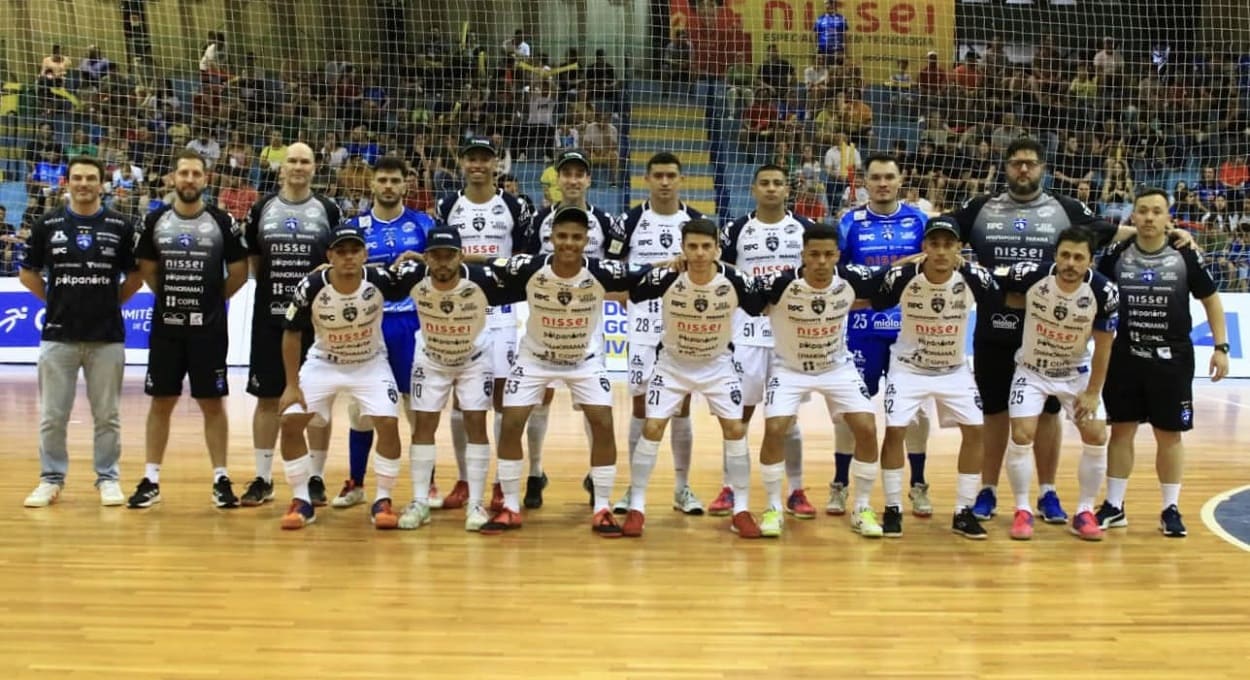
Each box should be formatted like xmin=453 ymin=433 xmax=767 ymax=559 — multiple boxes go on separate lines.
xmin=240 ymin=142 xmax=341 ymax=508
xmin=127 ymin=150 xmax=249 ymax=509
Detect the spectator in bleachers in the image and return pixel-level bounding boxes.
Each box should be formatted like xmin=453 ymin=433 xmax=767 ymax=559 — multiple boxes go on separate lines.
xmin=886 ymin=58 xmax=915 ymax=110
xmin=490 ymin=130 xmax=515 ymax=175
xmin=539 ymin=159 xmax=560 ymax=208
xmin=65 ymin=128 xmax=98 ymax=158
xmin=216 ymin=173 xmax=258 ymax=222
xmin=167 ymin=116 xmax=192 ymax=150
xmin=584 ymin=49 xmax=619 ymax=114
xmin=404 ymin=162 xmax=434 ymax=215
xmin=662 ymin=30 xmax=693 ymax=97
xmin=990 ymin=111 xmax=1027 ymax=155
xmin=524 ymin=82 xmax=557 ymax=161
xmin=222 ymin=130 xmax=254 ymax=177
xmin=843 ymin=89 xmax=873 ymax=147
xmin=40 ymin=44 xmax=69 ymax=87
xmin=981 ymin=36 xmax=1009 ymax=83
xmin=952 ymin=51 xmax=984 ymax=94
xmin=794 ymin=177 xmax=827 ymax=222
xmin=26 ymin=123 xmax=61 ymax=165
xmin=822 ymin=131 xmax=860 ymax=212
xmin=0 ymin=206 xmax=23 ymax=276
xmin=1173 ymin=186 xmax=1205 ymax=227
xmin=107 ymin=157 xmax=146 ymax=216
xmin=917 ymin=51 xmax=948 ymax=105
xmin=1220 ymin=151 xmax=1248 ymax=209
xmin=758 ymin=45 xmax=795 ymax=101
xmin=554 ymin=122 xmax=579 ymax=154
xmin=726 ymin=51 xmax=755 ymax=118
xmin=839 ymin=174 xmax=868 ymax=208
xmin=903 ymin=184 xmax=932 ymax=213
xmin=741 ymin=89 xmax=778 ymax=163
xmin=345 ymin=126 xmax=379 ymax=167
xmin=1050 ymin=133 xmax=1096 ymax=197
xmin=814 ymin=0 xmax=848 ymax=67
xmin=1100 ymin=159 xmax=1135 ymax=223
xmin=1195 ymin=165 xmax=1226 ymax=208
xmin=962 ymin=138 xmax=998 ymax=197
xmin=198 ymin=31 xmax=228 ymax=85
xmin=258 ymin=129 xmax=288 ymax=192
xmin=1069 ymin=63 xmax=1099 ymax=105
xmin=813 ymin=96 xmax=844 ymax=147
xmin=583 ymin=110 xmax=620 ymax=186
xmin=78 ymin=45 xmax=111 ymax=87
xmin=1092 ymin=37 xmax=1124 ymax=100
xmin=919 ymin=110 xmax=952 ymax=147
xmin=1202 ymin=193 xmax=1242 ymax=233
xmin=499 ymin=173 xmax=537 ymax=215
xmin=187 ymin=129 xmax=222 ymax=171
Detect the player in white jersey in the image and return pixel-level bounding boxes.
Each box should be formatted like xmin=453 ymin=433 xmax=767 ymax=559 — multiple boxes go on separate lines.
xmin=434 ymin=137 xmax=533 ymax=510
xmin=476 ymin=207 xmax=650 ymax=537
xmin=997 ymin=227 xmax=1119 ymax=542
xmin=521 ymin=148 xmax=614 ymax=509
xmin=622 ymin=219 xmax=765 ymax=537
xmin=755 ymin=223 xmax=882 ymax=537
xmin=604 ymin=151 xmax=707 ymax=515
xmin=715 ymin=164 xmax=814 ymax=517
xmin=389 ymin=227 xmax=515 ymax=531
xmin=276 ymin=225 xmax=411 ymax=531
xmin=870 ymin=216 xmax=1000 ymax=539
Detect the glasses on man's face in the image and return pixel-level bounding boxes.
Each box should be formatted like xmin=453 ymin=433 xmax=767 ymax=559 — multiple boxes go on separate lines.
xmin=1007 ymin=159 xmax=1043 ymax=170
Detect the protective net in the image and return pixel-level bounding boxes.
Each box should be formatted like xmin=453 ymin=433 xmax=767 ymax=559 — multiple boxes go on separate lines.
xmin=1 ymin=1 xmax=1248 ymax=288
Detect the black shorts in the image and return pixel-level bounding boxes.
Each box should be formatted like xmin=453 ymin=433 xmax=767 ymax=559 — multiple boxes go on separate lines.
xmin=974 ymin=341 xmax=1061 ymax=416
xmin=1104 ymin=350 xmax=1195 ymax=432
xmin=247 ymin=322 xmax=313 ymax=398
xmin=145 ymin=329 xmax=229 ymax=399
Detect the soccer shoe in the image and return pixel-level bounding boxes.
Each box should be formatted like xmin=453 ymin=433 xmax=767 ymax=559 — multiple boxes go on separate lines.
xmin=464 ymin=504 xmax=491 ymax=532
xmin=23 ymin=482 xmax=62 ymax=508
xmin=971 ymin=487 xmax=997 ymax=520
xmin=213 ymin=477 xmax=240 ymax=509
xmin=127 ymin=478 xmax=161 ymax=509
xmin=1069 ymin=510 xmax=1104 ymax=541
xmin=308 ymin=476 xmax=327 ymax=507
xmin=427 ymin=483 xmax=444 ymax=509
xmin=851 ymin=508 xmax=884 ymax=538
xmin=1159 ymin=505 xmax=1187 ymax=538
xmin=440 ymin=480 xmax=468 ymax=510
xmin=1010 ymin=509 xmax=1035 ymax=540
xmin=1037 ymin=490 xmax=1069 ymax=524
xmin=240 ymin=477 xmax=275 ymax=507
xmin=708 ymin=486 xmax=735 ymax=517
xmin=280 ymin=499 xmax=316 ymax=530
xmin=759 ymin=508 xmax=783 ymax=538
xmin=786 ymin=489 xmax=817 ymax=519
xmin=730 ymin=511 xmax=762 ymax=538
xmin=330 ymin=480 xmax=366 ymax=508
xmin=622 ymin=509 xmax=646 ymax=537
xmin=370 ymin=498 xmax=399 ymax=530
xmin=672 ymin=486 xmax=705 ymax=515
xmin=524 ymin=473 xmax=549 ymax=509
xmin=881 ymin=505 xmax=904 ymax=538
xmin=582 ymin=473 xmax=594 ymax=508
xmin=489 ymin=482 xmax=504 ymax=513
xmin=592 ymin=508 xmax=624 ymax=537
xmin=398 ymin=501 xmax=432 ymax=530
xmin=908 ymin=483 xmax=933 ymax=518
xmin=1096 ymin=500 xmax=1128 ymax=529
xmin=612 ymin=489 xmax=631 ymax=515
xmin=825 ymin=482 xmax=848 ymax=516
xmin=98 ymin=481 xmax=125 ymax=507
xmin=951 ymin=508 xmax=988 ymax=540
xmin=479 ymin=508 xmax=523 ymax=535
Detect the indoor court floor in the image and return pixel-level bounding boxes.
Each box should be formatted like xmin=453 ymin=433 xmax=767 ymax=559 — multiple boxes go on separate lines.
xmin=2 ymin=366 xmax=1248 ymax=679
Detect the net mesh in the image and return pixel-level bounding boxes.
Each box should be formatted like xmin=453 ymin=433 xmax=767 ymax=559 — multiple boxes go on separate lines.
xmin=1 ymin=1 xmax=1248 ymax=288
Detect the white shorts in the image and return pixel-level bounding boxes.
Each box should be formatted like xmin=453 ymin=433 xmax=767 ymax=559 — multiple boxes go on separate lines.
xmin=503 ymin=355 xmax=615 ymax=408
xmin=628 ymin=343 xmax=660 ymax=397
xmin=734 ymin=345 xmax=773 ymax=406
xmin=486 ymin=326 xmax=517 ymax=381
xmin=647 ymin=352 xmax=743 ymax=420
xmin=287 ymin=354 xmax=399 ymax=426
xmin=883 ymin=363 xmax=984 ymax=429
xmin=1007 ymin=367 xmax=1107 ymax=421
xmin=410 ymin=347 xmax=494 ymax=413
xmin=765 ymin=359 xmax=874 ymax=419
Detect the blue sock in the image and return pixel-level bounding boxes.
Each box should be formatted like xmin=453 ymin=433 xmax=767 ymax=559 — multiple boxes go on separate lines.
xmin=908 ymin=453 xmax=927 ymax=486
xmin=833 ymin=453 xmax=853 ymax=486
xmin=348 ymin=429 xmax=373 ymax=485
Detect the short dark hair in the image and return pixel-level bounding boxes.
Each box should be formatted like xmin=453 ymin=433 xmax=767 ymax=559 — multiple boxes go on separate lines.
xmin=753 ymin=163 xmax=788 ymax=181
xmin=681 ymin=218 xmax=718 ymax=241
xmin=1005 ymin=137 xmax=1046 ymax=163
xmin=67 ymin=156 xmax=106 ymax=180
xmin=803 ymin=222 xmax=840 ymax=245
xmin=1133 ymin=187 xmax=1170 ymax=206
xmin=496 ymin=173 xmax=518 ymax=185
xmin=173 ymin=149 xmax=207 ymax=169
xmin=864 ymin=153 xmax=900 ymax=173
xmin=1056 ymin=226 xmax=1098 ymax=255
xmin=373 ymin=156 xmax=407 ymax=175
xmin=646 ymin=152 xmax=682 ymax=173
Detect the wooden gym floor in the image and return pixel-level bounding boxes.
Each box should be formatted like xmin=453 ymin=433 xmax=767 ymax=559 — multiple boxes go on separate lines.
xmin=1 ymin=366 xmax=1248 ymax=679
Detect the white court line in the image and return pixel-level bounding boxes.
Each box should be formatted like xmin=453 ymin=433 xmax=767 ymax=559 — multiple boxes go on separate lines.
xmin=1199 ymin=395 xmax=1250 ymax=410
xmin=1200 ymin=484 xmax=1250 ymax=553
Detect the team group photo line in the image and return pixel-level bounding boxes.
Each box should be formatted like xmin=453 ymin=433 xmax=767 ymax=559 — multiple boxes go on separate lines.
xmin=19 ymin=134 xmax=1230 ymax=541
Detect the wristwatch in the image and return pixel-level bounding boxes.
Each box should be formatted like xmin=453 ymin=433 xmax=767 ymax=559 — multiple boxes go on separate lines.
xmin=1214 ymin=343 xmax=1231 ymax=354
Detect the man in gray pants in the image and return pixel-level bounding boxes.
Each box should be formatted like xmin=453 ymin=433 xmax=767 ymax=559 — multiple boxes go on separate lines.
xmin=19 ymin=156 xmax=143 ymax=507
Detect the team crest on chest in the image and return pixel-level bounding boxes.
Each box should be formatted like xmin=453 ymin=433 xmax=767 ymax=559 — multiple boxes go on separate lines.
xmin=75 ymin=232 xmax=93 ymax=250
xmin=344 ymin=305 xmax=358 ymax=322
xmin=557 ymin=290 xmax=573 ymax=306
xmin=177 ymin=233 xmax=194 ymax=249
xmin=931 ymin=297 xmax=946 ymax=313
xmin=440 ymin=299 xmax=455 ymax=314
xmin=1053 ymin=304 xmax=1068 ymax=321
xmin=1013 ymin=217 xmax=1028 ymax=232
xmin=472 ymin=216 xmax=486 ymax=232
xmin=765 ymin=235 xmax=780 ymax=251
xmin=284 ymin=217 xmax=300 ymax=232
xmin=694 ymin=297 xmax=708 ymax=313
xmin=811 ymin=297 xmax=826 ymax=315
xmin=659 ymin=232 xmax=674 ymax=249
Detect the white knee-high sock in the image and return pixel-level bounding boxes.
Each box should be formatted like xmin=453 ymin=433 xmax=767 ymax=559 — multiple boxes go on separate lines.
xmin=760 ymin=461 xmax=785 ymax=511
xmin=497 ymin=458 xmax=523 ymax=512
xmin=783 ymin=422 xmax=803 ymax=491
xmin=372 ymin=454 xmax=400 ymax=501
xmin=308 ymin=449 xmax=328 ymax=477
xmin=284 ymin=455 xmax=311 ymax=502
xmin=955 ymin=473 xmax=981 ymax=512
xmin=630 ymin=437 xmax=661 ymax=512
xmin=1077 ymin=443 xmax=1107 ymax=513
xmin=882 ymin=467 xmax=905 ymax=508
xmin=670 ymin=416 xmax=693 ymax=490
xmin=590 ymin=464 xmax=616 ymax=513
xmin=1005 ymin=441 xmax=1034 ymax=512
xmin=850 ymin=459 xmax=878 ymax=512
xmin=526 ymin=404 xmax=549 ymax=477
xmin=255 ymin=449 xmax=274 ymax=482
xmin=627 ymin=416 xmax=644 ymax=465
xmin=725 ymin=438 xmax=750 ymax=513
xmin=450 ymin=409 xmax=468 ymax=480
xmin=1106 ymin=477 xmax=1129 ymax=508
xmin=1160 ymin=483 xmax=1181 ymax=510
xmin=409 ymin=444 xmax=436 ymax=503
xmin=465 ymin=443 xmax=491 ymax=508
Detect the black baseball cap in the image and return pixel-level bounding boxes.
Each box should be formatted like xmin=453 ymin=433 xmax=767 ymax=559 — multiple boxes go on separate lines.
xmin=459 ymin=137 xmax=496 ymax=156
xmin=552 ymin=205 xmax=590 ymax=229
xmin=425 ymin=226 xmax=462 ymax=251
xmin=329 ymin=224 xmax=366 ymax=247
xmin=924 ymin=215 xmax=960 ymax=239
xmin=555 ymin=148 xmax=591 ymax=171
